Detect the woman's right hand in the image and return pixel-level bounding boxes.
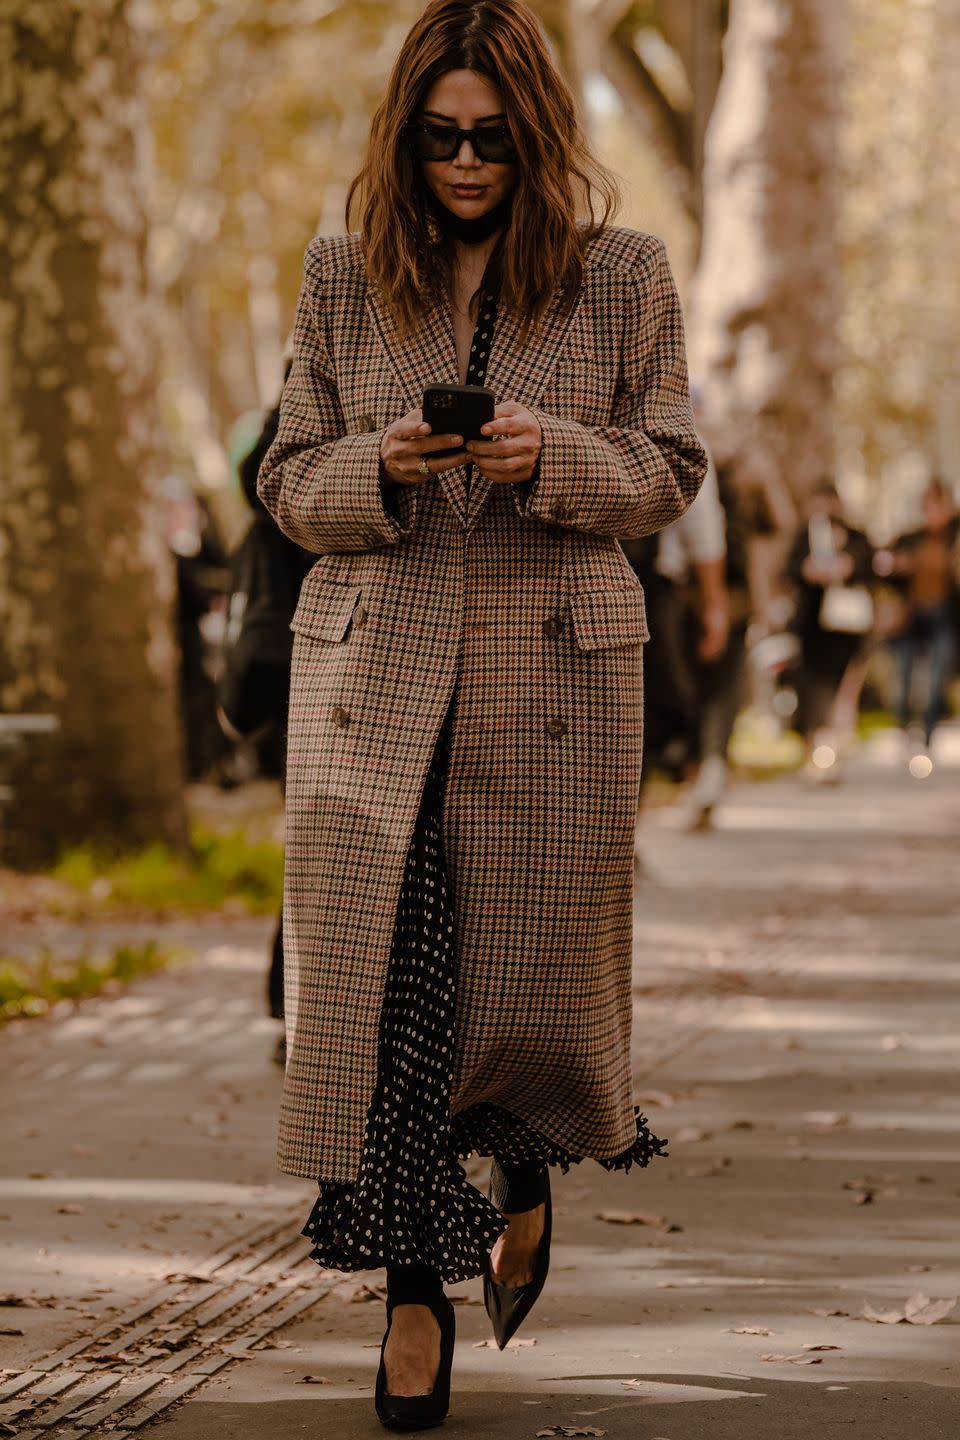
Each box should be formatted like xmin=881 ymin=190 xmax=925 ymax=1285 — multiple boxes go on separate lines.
xmin=379 ymin=408 xmax=468 ymax=485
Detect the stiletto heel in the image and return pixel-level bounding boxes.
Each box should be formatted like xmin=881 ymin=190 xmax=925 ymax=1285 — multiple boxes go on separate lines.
xmin=484 ymin=1161 xmax=552 ymax=1350
xmin=375 ymin=1293 xmax=456 ymax=1431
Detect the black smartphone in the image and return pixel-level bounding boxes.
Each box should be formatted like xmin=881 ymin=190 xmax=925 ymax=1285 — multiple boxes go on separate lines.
xmin=422 ymin=384 xmax=496 ymax=458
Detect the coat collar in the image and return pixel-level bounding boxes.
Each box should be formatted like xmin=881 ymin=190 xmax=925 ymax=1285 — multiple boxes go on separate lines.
xmin=364 ymin=279 xmax=584 ymax=530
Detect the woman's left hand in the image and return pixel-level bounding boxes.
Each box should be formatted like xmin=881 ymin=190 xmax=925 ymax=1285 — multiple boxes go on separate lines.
xmin=466 ymin=402 xmax=542 ymax=484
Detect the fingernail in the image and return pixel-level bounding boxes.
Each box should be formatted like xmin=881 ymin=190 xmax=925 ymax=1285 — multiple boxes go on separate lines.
xmin=451 ymin=435 xmax=462 ymax=445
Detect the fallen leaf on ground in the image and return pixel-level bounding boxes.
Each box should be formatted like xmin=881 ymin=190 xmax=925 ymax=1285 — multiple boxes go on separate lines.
xmin=861 ymin=1303 xmax=904 ymax=1325
xmin=907 ymin=1265 xmax=931 ymax=1273
xmin=596 ymin=1211 xmax=681 ymax=1232
xmin=727 ymin=1326 xmax=774 ymax=1336
xmin=57 ymin=1204 xmax=85 ymax=1215
xmin=810 ymin=1308 xmax=850 ymax=1318
xmin=163 ymin=1273 xmax=210 ymax=1284
xmin=802 ymin=1111 xmax=849 ymax=1131
xmin=536 ymin=1428 xmax=606 ymax=1438
xmin=674 ymin=1127 xmax=712 ymax=1144
xmin=297 ymin=1374 xmax=330 ymax=1384
xmin=760 ymin=1353 xmax=824 ymax=1365
xmin=728 ymin=1119 xmax=754 ymax=1130
xmin=0 ymin=1327 xmax=24 ymax=1336
xmin=620 ymin=1378 xmax=644 ymax=1388
xmin=905 ymin=1292 xmax=958 ymax=1325
xmin=348 ymin=1281 xmax=388 ymax=1303
xmin=633 ymin=1090 xmax=677 ymax=1108
xmin=803 ymin=1343 xmax=841 ymax=1351
xmin=862 ymin=1293 xmax=957 ymax=1326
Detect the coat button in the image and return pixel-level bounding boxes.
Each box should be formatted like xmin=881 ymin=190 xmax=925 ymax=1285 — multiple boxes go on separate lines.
xmin=543 ymin=615 xmax=563 ymax=640
xmin=331 ymin=705 xmax=351 ymax=729
xmin=550 ymin=501 xmax=569 ymax=522
xmin=353 ymin=606 xmax=368 ymax=628
xmin=358 ymin=414 xmax=377 ymax=433
xmin=545 ymin=717 xmax=568 ymax=739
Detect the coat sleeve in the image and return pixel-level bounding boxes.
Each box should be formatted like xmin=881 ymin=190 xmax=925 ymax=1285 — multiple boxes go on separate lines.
xmin=256 ymin=240 xmax=417 ymax=555
xmin=514 ymin=236 xmax=707 ymax=540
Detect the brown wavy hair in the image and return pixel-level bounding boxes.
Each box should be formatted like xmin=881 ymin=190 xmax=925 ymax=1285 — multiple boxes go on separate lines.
xmin=346 ymin=0 xmax=620 ymax=336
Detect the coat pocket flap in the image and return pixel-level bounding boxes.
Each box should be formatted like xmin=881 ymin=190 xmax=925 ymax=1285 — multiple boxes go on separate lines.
xmin=569 ymin=585 xmax=649 ymax=650
xmin=290 ymin=581 xmax=362 ymax=642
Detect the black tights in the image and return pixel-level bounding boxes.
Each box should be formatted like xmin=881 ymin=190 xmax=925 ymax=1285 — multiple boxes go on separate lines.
xmin=386 ymin=1159 xmax=548 ymax=1305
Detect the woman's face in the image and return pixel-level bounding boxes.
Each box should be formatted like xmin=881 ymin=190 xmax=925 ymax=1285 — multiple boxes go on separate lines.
xmin=417 ymin=69 xmax=517 ymax=220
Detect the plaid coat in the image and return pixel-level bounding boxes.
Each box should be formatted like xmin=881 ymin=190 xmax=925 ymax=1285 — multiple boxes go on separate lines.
xmin=258 ymin=225 xmax=707 ymax=1182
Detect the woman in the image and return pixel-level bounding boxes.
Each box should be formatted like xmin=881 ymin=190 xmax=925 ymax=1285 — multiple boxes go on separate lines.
xmin=258 ymin=0 xmax=706 ymax=1426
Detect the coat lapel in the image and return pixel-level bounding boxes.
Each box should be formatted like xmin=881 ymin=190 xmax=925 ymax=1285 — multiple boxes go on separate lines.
xmin=465 ymin=284 xmax=585 ymax=531
xmin=364 ymin=286 xmax=470 ymax=525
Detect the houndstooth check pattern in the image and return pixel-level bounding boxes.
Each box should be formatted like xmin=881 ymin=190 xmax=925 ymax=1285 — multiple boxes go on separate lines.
xmin=258 ymin=225 xmax=706 ymax=1182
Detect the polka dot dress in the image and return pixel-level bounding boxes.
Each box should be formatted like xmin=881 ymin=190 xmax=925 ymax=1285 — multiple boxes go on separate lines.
xmin=301 ymin=292 xmax=666 ymax=1286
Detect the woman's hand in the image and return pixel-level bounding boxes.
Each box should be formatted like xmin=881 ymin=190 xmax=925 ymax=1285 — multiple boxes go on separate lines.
xmin=466 ymin=402 xmax=542 ymax=484
xmin=380 ymin=408 xmax=467 ymax=485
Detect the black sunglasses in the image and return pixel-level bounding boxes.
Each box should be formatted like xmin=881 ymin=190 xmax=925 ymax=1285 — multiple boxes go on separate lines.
xmin=407 ymin=118 xmax=517 ymax=164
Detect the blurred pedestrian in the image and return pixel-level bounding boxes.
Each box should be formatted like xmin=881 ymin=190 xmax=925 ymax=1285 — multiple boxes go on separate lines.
xmin=683 ymin=463 xmax=754 ymax=829
xmin=167 ymin=480 xmax=231 ymax=780
xmin=787 ymin=484 xmax=874 ymax=777
xmin=256 ymin=0 xmax=705 ymax=1423
xmin=874 ymin=479 xmax=959 ymax=750
xmin=621 ymin=451 xmax=727 ymax=788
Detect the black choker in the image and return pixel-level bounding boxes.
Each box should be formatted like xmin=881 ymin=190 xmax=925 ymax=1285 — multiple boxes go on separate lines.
xmin=429 ymin=194 xmax=511 ymax=245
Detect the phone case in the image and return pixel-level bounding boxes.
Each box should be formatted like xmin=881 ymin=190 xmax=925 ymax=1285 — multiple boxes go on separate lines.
xmin=423 ymin=384 xmax=496 ymax=457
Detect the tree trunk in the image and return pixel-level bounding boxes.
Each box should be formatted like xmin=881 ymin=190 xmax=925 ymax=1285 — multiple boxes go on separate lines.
xmin=0 ymin=2 xmax=187 ymax=867
xmin=690 ymin=0 xmax=845 ymax=540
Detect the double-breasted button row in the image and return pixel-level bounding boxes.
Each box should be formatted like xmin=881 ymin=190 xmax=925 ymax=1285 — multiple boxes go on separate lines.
xmin=331 ymin=705 xmax=351 ymax=729
xmin=546 ymin=717 xmax=568 ymax=739
xmin=353 ymin=606 xmax=368 ymax=628
xmin=357 ymin=414 xmax=377 ymax=433
xmin=550 ymin=500 xmax=576 ymax=524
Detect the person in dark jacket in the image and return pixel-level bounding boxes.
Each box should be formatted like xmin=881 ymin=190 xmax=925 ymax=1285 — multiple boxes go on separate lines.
xmin=788 ymin=484 xmax=874 ymax=775
xmin=874 ymin=479 xmax=958 ymax=750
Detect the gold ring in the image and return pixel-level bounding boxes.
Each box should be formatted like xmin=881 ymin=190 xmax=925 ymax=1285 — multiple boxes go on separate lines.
xmin=417 ymin=457 xmax=430 ymax=476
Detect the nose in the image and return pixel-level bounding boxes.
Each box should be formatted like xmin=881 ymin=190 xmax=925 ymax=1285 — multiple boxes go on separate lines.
xmin=454 ymin=138 xmax=481 ymax=167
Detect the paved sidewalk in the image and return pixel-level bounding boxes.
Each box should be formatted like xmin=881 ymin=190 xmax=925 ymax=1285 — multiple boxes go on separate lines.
xmin=2 ymin=737 xmax=959 ymax=1438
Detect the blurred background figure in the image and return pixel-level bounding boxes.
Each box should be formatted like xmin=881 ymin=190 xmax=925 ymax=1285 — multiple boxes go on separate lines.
xmin=165 ymin=477 xmax=232 ymax=782
xmin=874 ymin=479 xmax=959 ymax=753
xmin=622 ymin=443 xmax=728 ymax=794
xmin=682 ymin=460 xmax=755 ymax=830
xmin=218 ymin=373 xmax=312 ymax=1058
xmin=786 ymin=484 xmax=874 ymax=780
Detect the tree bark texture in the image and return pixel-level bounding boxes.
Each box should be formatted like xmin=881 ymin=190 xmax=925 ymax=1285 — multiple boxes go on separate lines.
xmin=690 ymin=0 xmax=845 ymax=524
xmin=0 ymin=0 xmax=187 ymax=866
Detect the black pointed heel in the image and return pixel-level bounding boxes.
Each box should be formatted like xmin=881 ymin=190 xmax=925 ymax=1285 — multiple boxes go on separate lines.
xmin=483 ymin=1161 xmax=552 ymax=1350
xmin=375 ymin=1293 xmax=456 ymax=1431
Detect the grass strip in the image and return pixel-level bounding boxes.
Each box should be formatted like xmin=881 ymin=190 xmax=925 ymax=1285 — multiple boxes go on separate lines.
xmin=0 ymin=940 xmax=181 ymax=1021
